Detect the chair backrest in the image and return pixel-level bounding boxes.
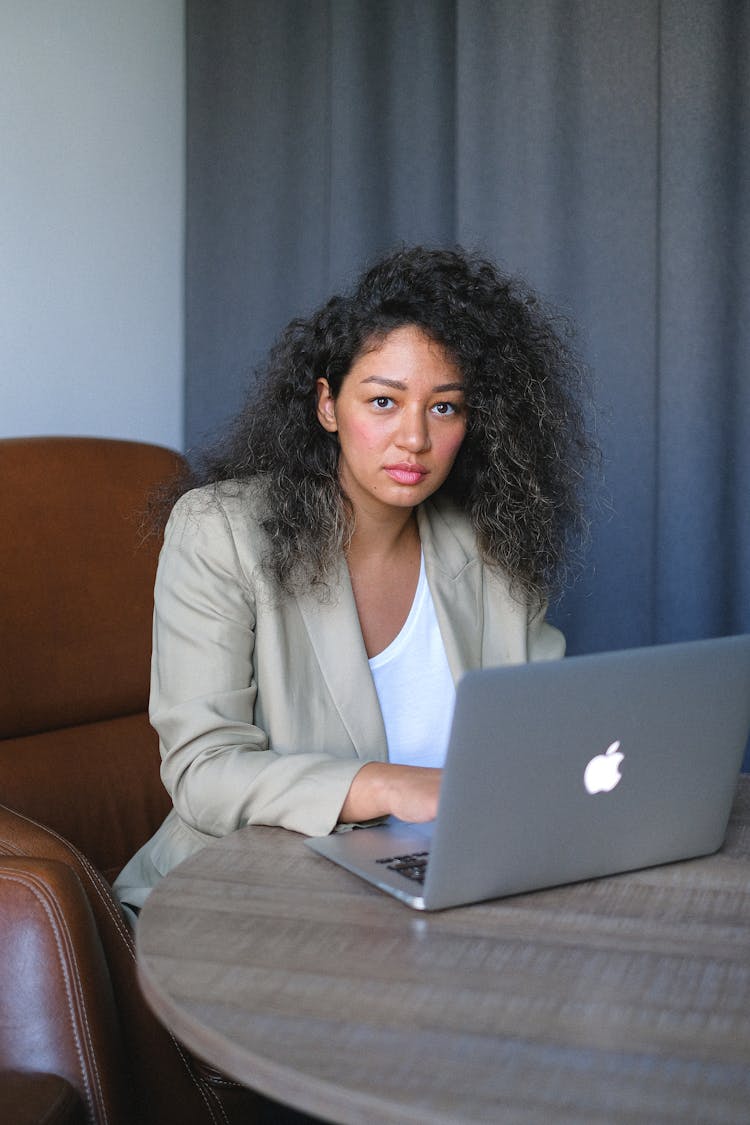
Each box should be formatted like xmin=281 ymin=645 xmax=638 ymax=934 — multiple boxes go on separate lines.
xmin=0 ymin=436 xmax=185 ymax=881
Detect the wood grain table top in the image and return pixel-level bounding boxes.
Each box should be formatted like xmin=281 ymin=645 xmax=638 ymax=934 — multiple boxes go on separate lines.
xmin=137 ymin=776 xmax=750 ymax=1124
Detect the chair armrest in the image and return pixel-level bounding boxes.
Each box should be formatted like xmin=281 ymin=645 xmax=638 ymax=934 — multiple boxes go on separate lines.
xmin=0 ymin=818 xmax=267 ymax=1123
xmin=0 ymin=1068 xmax=85 ymax=1125
xmin=0 ymin=857 xmax=130 ymax=1125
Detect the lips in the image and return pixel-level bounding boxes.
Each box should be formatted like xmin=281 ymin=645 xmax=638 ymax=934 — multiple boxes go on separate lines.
xmin=384 ymin=463 xmax=429 ymax=486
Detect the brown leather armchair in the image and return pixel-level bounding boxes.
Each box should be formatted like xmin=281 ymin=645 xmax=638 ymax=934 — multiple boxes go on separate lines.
xmin=0 ymin=437 xmax=287 ymax=1125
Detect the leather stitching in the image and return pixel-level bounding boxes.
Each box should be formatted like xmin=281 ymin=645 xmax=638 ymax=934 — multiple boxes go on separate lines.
xmin=169 ymin=1035 xmax=229 ymax=1125
xmin=0 ymin=865 xmax=107 ymax=1125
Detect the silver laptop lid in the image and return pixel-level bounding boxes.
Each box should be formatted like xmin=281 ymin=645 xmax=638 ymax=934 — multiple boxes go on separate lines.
xmin=421 ymin=634 xmax=750 ymax=908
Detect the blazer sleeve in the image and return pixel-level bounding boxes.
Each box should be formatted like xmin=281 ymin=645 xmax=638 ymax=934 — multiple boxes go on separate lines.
xmin=150 ymin=493 xmax=364 ymax=838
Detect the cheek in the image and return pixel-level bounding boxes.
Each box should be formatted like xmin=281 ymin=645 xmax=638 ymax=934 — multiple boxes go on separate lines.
xmin=342 ymin=416 xmax=383 ymax=452
xmin=436 ymin=425 xmax=467 ymax=465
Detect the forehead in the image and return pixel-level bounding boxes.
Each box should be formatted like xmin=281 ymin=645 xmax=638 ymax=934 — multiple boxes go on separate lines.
xmin=349 ymin=325 xmax=463 ymax=383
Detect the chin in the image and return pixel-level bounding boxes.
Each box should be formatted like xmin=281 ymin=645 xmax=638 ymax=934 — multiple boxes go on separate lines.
xmin=390 ymin=484 xmax=439 ymax=507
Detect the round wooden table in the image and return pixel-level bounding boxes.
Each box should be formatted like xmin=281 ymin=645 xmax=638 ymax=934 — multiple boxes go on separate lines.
xmin=137 ymin=778 xmax=750 ymax=1124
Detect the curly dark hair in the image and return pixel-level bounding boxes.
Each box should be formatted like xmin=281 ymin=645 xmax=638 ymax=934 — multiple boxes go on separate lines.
xmin=175 ymin=246 xmax=597 ymax=605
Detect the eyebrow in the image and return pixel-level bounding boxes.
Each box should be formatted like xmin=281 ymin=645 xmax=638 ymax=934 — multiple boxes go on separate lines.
xmin=359 ymin=376 xmax=465 ymax=393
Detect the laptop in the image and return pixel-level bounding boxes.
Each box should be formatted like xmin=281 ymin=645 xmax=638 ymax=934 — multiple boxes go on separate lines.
xmin=305 ymin=634 xmax=750 ymax=910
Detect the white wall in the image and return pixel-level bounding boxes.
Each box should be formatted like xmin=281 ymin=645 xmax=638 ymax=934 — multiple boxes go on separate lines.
xmin=0 ymin=1 xmax=184 ymax=449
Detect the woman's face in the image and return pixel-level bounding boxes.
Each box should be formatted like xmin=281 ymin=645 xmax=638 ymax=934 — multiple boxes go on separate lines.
xmin=315 ymin=325 xmax=467 ymax=520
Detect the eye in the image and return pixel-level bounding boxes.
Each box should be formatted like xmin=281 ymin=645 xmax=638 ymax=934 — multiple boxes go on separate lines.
xmin=371 ymin=396 xmax=394 ymax=410
xmin=432 ymin=401 xmax=459 ymax=416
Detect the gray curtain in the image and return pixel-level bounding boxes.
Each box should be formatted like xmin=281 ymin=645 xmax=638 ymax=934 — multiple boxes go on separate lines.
xmin=185 ymin=0 xmax=749 ymax=686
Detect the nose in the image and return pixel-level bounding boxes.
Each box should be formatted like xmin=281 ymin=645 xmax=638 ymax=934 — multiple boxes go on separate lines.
xmin=396 ymin=406 xmax=431 ymax=453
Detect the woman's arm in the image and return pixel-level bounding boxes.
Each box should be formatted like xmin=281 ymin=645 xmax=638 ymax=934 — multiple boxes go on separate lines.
xmin=152 ymin=491 xmax=363 ymax=838
xmin=339 ymin=762 xmax=442 ymax=824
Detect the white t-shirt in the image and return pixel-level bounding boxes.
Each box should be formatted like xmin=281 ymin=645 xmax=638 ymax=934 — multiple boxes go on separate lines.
xmin=368 ymin=552 xmax=456 ymax=769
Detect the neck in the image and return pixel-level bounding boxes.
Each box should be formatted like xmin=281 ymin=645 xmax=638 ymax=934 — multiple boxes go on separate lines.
xmin=346 ymin=505 xmax=419 ymax=565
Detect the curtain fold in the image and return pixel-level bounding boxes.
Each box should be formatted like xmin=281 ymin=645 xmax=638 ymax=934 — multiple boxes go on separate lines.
xmin=186 ymin=0 xmax=749 ymax=667
xmin=656 ymin=0 xmax=750 ymax=642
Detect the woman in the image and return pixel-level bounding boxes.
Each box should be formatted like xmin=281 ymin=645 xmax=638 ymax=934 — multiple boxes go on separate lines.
xmin=114 ymin=246 xmax=595 ymax=913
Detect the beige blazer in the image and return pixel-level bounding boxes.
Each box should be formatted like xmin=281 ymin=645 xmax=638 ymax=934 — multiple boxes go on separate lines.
xmin=114 ymin=482 xmax=564 ymax=907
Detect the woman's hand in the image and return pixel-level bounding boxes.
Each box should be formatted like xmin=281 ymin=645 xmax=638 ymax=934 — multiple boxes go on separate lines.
xmin=339 ymin=762 xmax=442 ymax=824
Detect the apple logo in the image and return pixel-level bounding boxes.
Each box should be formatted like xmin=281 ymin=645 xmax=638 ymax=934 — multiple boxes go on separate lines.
xmin=583 ymin=741 xmax=624 ymax=795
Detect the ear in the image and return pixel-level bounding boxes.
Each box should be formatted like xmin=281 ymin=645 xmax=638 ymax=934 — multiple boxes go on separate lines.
xmin=315 ymin=377 xmax=338 ymax=432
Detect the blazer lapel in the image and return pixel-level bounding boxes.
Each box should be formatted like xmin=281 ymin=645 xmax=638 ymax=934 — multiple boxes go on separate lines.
xmin=296 ymin=557 xmax=388 ymax=762
xmin=417 ymin=501 xmax=483 ymax=682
